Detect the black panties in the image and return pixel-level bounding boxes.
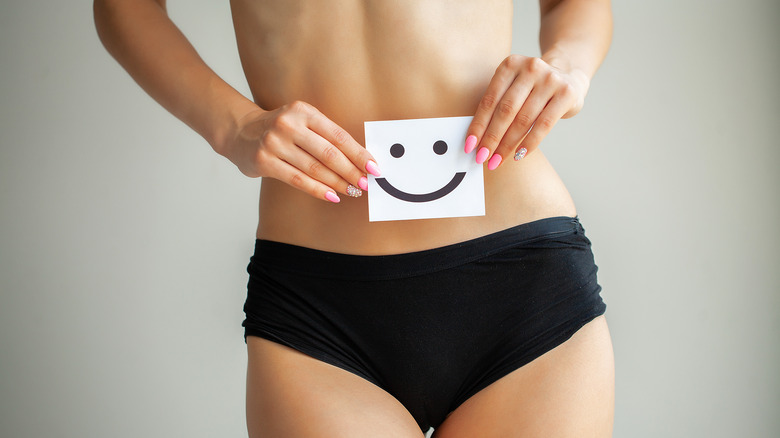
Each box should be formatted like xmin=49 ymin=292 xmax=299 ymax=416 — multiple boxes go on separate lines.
xmin=242 ymin=216 xmax=606 ymax=432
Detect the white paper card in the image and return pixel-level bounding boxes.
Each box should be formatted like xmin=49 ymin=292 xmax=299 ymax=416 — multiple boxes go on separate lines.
xmin=365 ymin=116 xmax=485 ymax=222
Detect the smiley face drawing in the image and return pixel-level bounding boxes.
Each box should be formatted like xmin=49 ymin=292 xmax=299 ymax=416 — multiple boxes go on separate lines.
xmin=374 ymin=140 xmax=466 ymax=203
xmin=364 ymin=116 xmax=485 ymax=222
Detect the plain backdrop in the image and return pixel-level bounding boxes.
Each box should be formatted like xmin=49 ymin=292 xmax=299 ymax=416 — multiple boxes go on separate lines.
xmin=1 ymin=1 xmax=778 ymax=437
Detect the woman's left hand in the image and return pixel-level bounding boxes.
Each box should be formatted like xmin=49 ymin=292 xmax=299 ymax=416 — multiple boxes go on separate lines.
xmin=465 ymin=54 xmax=590 ymax=169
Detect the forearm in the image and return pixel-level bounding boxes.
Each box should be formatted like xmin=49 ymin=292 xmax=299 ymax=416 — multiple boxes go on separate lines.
xmin=538 ymin=0 xmax=613 ymax=80
xmin=93 ymin=0 xmax=259 ymax=153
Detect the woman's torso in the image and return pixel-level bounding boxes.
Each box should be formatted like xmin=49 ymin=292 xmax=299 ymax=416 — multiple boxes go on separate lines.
xmin=230 ymin=0 xmax=577 ymax=255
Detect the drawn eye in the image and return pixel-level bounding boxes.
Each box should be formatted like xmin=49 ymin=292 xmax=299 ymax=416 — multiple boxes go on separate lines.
xmin=390 ymin=143 xmax=405 ymax=158
xmin=433 ymin=140 xmax=448 ymax=155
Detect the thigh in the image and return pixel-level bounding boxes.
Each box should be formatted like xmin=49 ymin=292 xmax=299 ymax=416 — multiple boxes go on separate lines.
xmin=433 ymin=316 xmax=614 ymax=438
xmin=246 ymin=336 xmax=425 ymax=438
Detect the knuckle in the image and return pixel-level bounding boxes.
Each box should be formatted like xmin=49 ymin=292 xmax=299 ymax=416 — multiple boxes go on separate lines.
xmin=560 ymin=82 xmax=577 ymax=98
xmin=330 ymin=126 xmax=349 ymax=147
xmin=321 ymin=145 xmax=339 ymax=164
xmin=543 ymin=70 xmax=559 ymax=85
xmin=470 ymin=120 xmax=488 ymax=133
xmin=538 ymin=117 xmax=555 ymax=131
xmin=271 ymin=113 xmax=294 ymax=132
xmin=307 ymin=159 xmax=324 ymax=176
xmin=260 ymin=129 xmax=281 ymax=147
xmin=289 ymin=172 xmax=305 ymax=189
xmin=515 ymin=113 xmax=533 ymax=127
xmin=479 ymin=94 xmax=499 ymax=111
xmin=482 ymin=131 xmax=502 ymax=147
xmin=288 ymin=100 xmax=310 ymax=114
xmin=503 ymin=54 xmax=522 ymax=69
xmin=526 ymin=57 xmax=544 ymax=73
xmin=497 ymin=100 xmax=516 ymax=117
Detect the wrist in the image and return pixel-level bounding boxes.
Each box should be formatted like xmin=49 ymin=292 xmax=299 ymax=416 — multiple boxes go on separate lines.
xmin=207 ymin=86 xmax=263 ymax=157
xmin=541 ymin=48 xmax=591 ymax=92
xmin=543 ymin=45 xmax=590 ymax=73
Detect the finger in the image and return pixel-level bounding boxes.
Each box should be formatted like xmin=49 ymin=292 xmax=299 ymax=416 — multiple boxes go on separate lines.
xmin=294 ymin=128 xmax=366 ymax=193
xmin=307 ymin=111 xmax=381 ymax=179
xmin=465 ymin=59 xmax=521 ymax=156
xmin=265 ymin=154 xmax=343 ymax=203
xmin=278 ymin=138 xmax=359 ymax=197
xmin=488 ymin=87 xmax=554 ymax=168
xmin=475 ymin=78 xmax=535 ymax=165
xmin=514 ymin=92 xmax=571 ymax=161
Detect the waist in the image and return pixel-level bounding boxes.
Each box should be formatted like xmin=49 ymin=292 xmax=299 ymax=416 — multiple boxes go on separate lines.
xmin=256 ymin=149 xmax=577 ymax=255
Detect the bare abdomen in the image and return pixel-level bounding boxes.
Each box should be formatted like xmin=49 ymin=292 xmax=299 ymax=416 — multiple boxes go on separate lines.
xmin=229 ymin=0 xmax=577 ymax=254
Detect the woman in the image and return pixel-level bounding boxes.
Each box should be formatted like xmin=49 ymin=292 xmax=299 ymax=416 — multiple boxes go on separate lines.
xmin=94 ymin=0 xmax=614 ymax=436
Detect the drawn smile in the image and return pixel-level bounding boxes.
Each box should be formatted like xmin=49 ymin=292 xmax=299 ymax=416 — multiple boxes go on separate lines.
xmin=374 ymin=172 xmax=466 ymax=202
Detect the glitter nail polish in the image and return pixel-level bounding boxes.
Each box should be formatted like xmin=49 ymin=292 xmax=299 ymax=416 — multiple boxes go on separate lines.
xmin=346 ymin=185 xmax=363 ymax=197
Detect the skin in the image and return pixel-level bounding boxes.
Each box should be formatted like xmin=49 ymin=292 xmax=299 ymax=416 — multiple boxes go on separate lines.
xmin=95 ymin=0 xmax=614 ymax=436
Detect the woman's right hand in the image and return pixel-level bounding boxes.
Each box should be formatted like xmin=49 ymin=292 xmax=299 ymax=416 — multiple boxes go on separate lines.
xmin=219 ymin=101 xmax=380 ymax=203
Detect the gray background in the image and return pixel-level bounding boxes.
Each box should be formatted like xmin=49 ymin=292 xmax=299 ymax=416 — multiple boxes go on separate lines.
xmin=1 ymin=1 xmax=778 ymax=437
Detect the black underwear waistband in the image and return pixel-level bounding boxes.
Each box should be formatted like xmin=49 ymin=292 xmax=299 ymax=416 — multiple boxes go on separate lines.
xmin=251 ymin=216 xmax=584 ymax=281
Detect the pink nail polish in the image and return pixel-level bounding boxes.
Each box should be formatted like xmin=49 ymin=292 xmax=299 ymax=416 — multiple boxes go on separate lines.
xmin=488 ymin=154 xmax=503 ymax=170
xmin=476 ymin=147 xmax=490 ymax=164
xmin=366 ymin=160 xmax=381 ymax=177
xmin=464 ymin=135 xmax=477 ymax=154
xmin=358 ymin=176 xmax=368 ymax=191
xmin=325 ymin=191 xmax=340 ymax=203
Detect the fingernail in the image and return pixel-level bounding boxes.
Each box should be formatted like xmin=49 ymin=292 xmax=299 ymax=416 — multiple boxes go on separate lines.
xmin=464 ymin=135 xmax=477 ymax=154
xmin=476 ymin=147 xmax=490 ymax=164
xmin=488 ymin=154 xmax=503 ymax=170
xmin=358 ymin=176 xmax=368 ymax=191
xmin=365 ymin=160 xmax=381 ymax=177
xmin=346 ymin=185 xmax=363 ymax=197
xmin=325 ymin=191 xmax=341 ymax=203
xmin=514 ymin=148 xmax=527 ymax=161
